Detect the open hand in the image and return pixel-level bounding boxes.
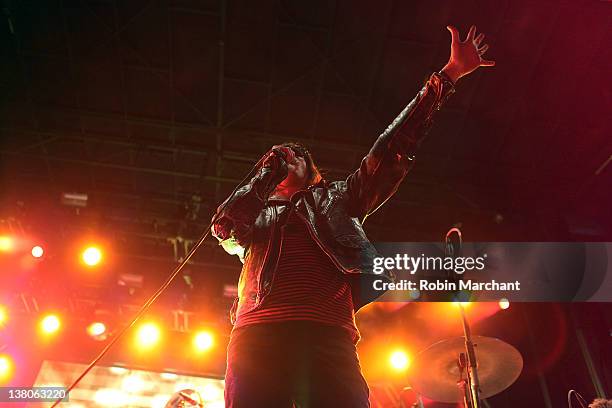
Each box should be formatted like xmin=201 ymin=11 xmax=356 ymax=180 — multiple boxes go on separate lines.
xmin=442 ymin=25 xmax=495 ymax=83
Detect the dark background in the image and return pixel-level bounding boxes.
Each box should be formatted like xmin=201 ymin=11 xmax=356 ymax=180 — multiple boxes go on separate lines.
xmin=0 ymin=0 xmax=610 ymax=406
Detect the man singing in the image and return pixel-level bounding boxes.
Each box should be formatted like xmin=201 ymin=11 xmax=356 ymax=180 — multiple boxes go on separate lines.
xmin=212 ymin=25 xmax=494 ymax=407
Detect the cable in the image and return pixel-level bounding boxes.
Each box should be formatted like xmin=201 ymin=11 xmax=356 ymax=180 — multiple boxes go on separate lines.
xmin=50 ymin=153 xmax=270 ymax=407
xmin=576 ymin=392 xmax=589 ymax=408
xmin=568 ymin=389 xmax=589 ymax=408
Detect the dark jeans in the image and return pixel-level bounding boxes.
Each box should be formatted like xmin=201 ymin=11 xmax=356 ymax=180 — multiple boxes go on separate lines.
xmin=225 ymin=321 xmax=370 ymax=408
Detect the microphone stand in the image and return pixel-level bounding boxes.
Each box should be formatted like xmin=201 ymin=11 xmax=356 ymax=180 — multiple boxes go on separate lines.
xmin=459 ymin=302 xmax=482 ymax=408
xmin=445 ymin=227 xmax=482 ymax=408
xmin=50 ymin=152 xmax=274 ymax=407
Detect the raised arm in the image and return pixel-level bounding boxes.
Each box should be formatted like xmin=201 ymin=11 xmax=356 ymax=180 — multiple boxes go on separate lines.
xmin=345 ymin=25 xmax=494 ymax=221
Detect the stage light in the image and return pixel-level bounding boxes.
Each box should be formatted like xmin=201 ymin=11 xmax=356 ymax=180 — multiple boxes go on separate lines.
xmin=193 ymin=330 xmax=214 ymax=352
xmin=40 ymin=314 xmax=61 ymax=334
xmin=81 ymin=246 xmax=102 ymax=266
xmin=31 ymin=245 xmax=44 ymax=258
xmin=499 ymin=298 xmax=510 ymax=310
xmin=389 ymin=350 xmax=411 ymax=372
xmin=0 ymin=354 xmax=14 ymax=384
xmin=87 ymin=322 xmax=107 ymax=338
xmin=109 ymin=366 xmax=128 ymax=375
xmin=160 ymin=372 xmax=178 ymax=380
xmin=93 ymin=389 xmax=127 ymax=407
xmin=122 ymin=374 xmax=145 ymax=392
xmin=452 ymin=300 xmax=471 ymax=308
xmin=136 ymin=322 xmax=161 ymax=349
xmin=0 ymin=305 xmax=7 ymax=326
xmin=200 ymin=383 xmax=223 ymax=401
xmin=0 ymin=236 xmax=13 ymax=252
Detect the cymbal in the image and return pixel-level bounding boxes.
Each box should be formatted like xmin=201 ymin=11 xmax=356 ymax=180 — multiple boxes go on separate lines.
xmin=408 ymin=336 xmax=523 ymax=403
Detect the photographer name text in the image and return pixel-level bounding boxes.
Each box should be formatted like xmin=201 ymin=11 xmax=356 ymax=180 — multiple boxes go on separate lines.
xmin=373 ymin=279 xmax=521 ymax=292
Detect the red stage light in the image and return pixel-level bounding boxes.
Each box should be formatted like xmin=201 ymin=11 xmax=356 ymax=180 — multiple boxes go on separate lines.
xmin=31 ymin=245 xmax=44 ymax=258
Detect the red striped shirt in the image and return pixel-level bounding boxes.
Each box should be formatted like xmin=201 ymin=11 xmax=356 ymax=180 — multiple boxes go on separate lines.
xmin=235 ymin=206 xmax=359 ymax=342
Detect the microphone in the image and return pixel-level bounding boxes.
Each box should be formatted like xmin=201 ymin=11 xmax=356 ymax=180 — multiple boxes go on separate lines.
xmin=262 ymin=147 xmax=291 ymax=175
xmin=258 ymin=147 xmax=290 ymax=197
xmin=445 ymin=227 xmax=466 ymax=302
xmin=271 ymin=147 xmax=288 ymax=161
xmin=445 ymin=227 xmax=462 ymax=258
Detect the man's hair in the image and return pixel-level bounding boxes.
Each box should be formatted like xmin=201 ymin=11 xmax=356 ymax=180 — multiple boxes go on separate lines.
xmin=280 ymin=142 xmax=323 ymax=186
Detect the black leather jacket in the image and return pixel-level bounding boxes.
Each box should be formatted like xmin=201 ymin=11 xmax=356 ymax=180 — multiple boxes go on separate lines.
xmin=212 ymin=72 xmax=455 ymax=324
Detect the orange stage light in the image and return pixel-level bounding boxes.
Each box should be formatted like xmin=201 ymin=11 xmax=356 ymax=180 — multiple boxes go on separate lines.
xmin=81 ymin=246 xmax=103 ymax=266
xmin=0 ymin=236 xmax=13 ymax=252
xmin=499 ymin=298 xmax=510 ymax=310
xmin=0 ymin=354 xmax=14 ymax=384
xmin=93 ymin=388 xmax=128 ymax=406
xmin=0 ymin=305 xmax=7 ymax=326
xmin=121 ymin=374 xmax=145 ymax=392
xmin=40 ymin=314 xmax=61 ymax=335
xmin=136 ymin=322 xmax=161 ymax=349
xmin=31 ymin=245 xmax=44 ymax=258
xmin=193 ymin=330 xmax=215 ymax=352
xmin=87 ymin=322 xmax=107 ymax=337
xmin=389 ymin=350 xmax=411 ymax=372
xmin=452 ymin=300 xmax=471 ymax=308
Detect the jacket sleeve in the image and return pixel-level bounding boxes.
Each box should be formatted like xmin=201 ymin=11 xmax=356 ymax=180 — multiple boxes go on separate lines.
xmin=211 ymin=159 xmax=288 ymax=261
xmin=345 ymin=71 xmax=455 ymax=221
